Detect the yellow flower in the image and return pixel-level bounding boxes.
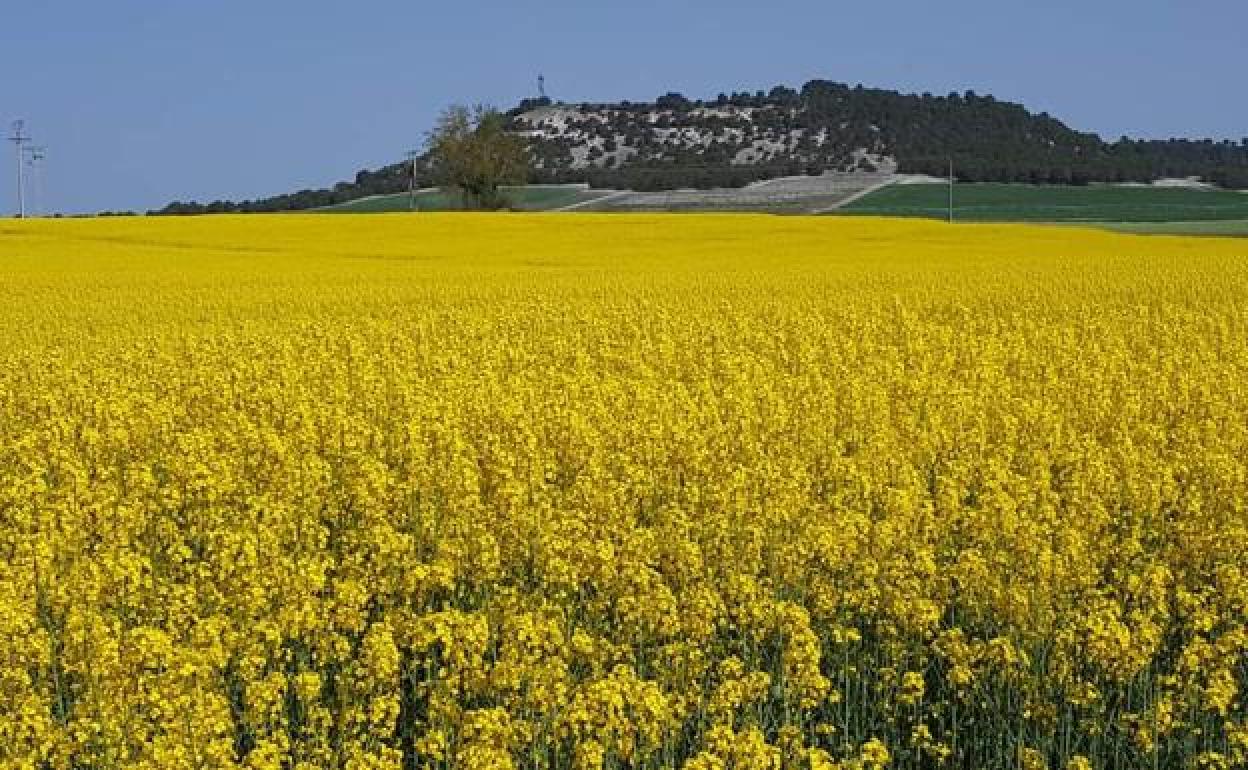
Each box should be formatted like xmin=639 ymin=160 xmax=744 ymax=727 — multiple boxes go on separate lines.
xmin=859 ymin=738 xmax=891 ymax=768
xmin=898 ymin=671 xmax=926 ymax=705
xmin=2 ymin=213 xmax=1246 ymax=770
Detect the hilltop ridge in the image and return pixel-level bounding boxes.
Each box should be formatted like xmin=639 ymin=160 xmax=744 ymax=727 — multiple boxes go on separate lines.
xmin=154 ymin=80 xmax=1248 ymax=214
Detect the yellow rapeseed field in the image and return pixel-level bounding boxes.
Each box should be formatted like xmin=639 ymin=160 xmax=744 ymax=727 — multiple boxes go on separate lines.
xmin=1 ymin=214 xmax=1246 ymax=770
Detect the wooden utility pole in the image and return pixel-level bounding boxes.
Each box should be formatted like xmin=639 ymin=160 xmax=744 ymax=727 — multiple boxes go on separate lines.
xmin=405 ymin=150 xmax=420 ymax=211
xmin=948 ymin=156 xmax=955 ymax=223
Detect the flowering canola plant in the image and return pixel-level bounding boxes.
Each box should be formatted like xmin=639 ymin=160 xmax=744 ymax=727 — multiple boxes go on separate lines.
xmin=0 ymin=213 xmax=1246 ymax=770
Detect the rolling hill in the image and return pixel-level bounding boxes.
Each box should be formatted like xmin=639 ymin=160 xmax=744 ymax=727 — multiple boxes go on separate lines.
xmin=151 ymin=80 xmax=1248 ymax=215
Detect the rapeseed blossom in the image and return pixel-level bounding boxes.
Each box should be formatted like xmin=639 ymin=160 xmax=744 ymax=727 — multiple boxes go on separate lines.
xmin=0 ymin=213 xmax=1245 ymax=769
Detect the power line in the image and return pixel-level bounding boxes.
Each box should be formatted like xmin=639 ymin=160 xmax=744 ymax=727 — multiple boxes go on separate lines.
xmin=25 ymin=146 xmax=46 ymax=217
xmin=8 ymin=120 xmax=31 ymax=218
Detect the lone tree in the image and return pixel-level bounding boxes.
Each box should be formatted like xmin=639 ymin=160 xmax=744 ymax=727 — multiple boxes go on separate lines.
xmin=426 ymin=105 xmax=529 ymax=210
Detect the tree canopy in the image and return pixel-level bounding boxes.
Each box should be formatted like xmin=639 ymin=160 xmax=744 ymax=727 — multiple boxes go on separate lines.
xmin=426 ymin=105 xmax=529 ymax=210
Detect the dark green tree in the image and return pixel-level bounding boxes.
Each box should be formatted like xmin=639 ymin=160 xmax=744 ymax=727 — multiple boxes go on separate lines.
xmin=426 ymin=105 xmax=530 ymax=210
xmin=656 ymin=92 xmax=693 ymax=111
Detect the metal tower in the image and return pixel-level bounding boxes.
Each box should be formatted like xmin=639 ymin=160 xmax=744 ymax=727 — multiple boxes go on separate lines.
xmin=8 ymin=120 xmax=30 ymax=218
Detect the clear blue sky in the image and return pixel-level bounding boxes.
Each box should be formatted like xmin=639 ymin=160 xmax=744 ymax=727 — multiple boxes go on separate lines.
xmin=2 ymin=0 xmax=1245 ymax=214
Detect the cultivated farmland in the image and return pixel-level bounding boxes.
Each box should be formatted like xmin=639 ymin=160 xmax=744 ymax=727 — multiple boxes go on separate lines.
xmin=842 ymin=182 xmax=1248 ymax=224
xmin=579 ymin=173 xmax=893 ymax=213
xmin=315 ymin=185 xmax=611 ymax=213
xmin=2 ymin=215 xmax=1247 ymax=770
xmin=1098 ymin=219 xmax=1248 ymax=237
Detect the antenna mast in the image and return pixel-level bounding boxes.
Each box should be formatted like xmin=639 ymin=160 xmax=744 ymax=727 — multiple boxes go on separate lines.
xmin=8 ymin=120 xmax=30 ymax=218
xmin=538 ymin=74 xmax=547 ymax=101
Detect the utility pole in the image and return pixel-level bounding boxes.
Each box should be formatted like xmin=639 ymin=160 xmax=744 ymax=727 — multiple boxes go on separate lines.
xmin=25 ymin=146 xmax=45 ymax=217
xmin=8 ymin=120 xmax=30 ymax=218
xmin=947 ymin=156 xmax=954 ymax=223
xmin=405 ymin=150 xmax=420 ymax=211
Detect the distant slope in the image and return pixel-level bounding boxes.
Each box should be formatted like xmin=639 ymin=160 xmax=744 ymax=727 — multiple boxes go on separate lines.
xmin=151 ymin=80 xmax=1248 ymax=215
xmin=843 ymin=183 xmax=1248 ymax=222
xmin=314 ymin=185 xmax=609 ymax=213
xmin=514 ymin=82 xmax=1248 ymax=193
xmin=579 ymin=172 xmax=892 ymax=213
xmin=511 ymin=99 xmax=895 ymax=187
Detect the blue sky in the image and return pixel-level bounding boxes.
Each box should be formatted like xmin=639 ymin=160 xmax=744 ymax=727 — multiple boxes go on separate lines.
xmin=2 ymin=1 xmax=1245 ymax=214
